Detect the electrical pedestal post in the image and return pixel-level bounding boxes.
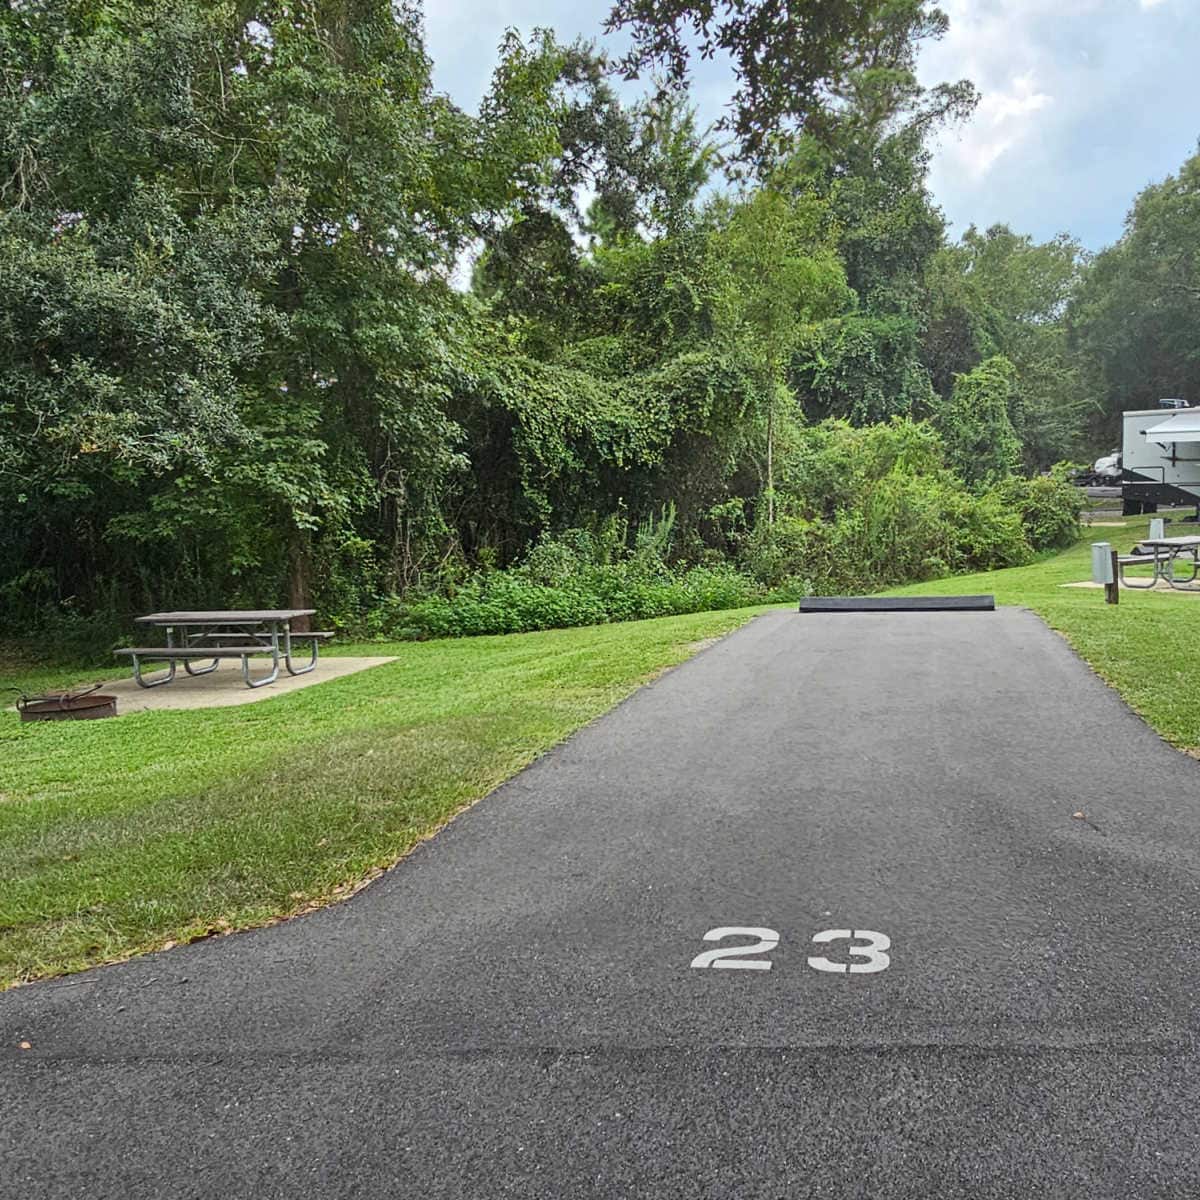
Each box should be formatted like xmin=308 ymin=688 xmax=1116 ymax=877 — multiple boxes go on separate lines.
xmin=1092 ymin=542 xmax=1119 ymax=606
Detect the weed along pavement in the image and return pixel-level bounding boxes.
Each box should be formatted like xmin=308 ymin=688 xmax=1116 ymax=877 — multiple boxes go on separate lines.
xmin=5 ymin=607 xmax=1200 ymax=1197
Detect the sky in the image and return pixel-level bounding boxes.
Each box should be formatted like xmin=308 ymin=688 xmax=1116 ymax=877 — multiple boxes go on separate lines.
xmin=423 ymin=0 xmax=1200 ymax=252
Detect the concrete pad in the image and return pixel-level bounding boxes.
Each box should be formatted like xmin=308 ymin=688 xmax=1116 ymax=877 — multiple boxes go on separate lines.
xmin=1060 ymin=579 xmax=1200 ymax=594
xmin=94 ymin=655 xmax=397 ymax=713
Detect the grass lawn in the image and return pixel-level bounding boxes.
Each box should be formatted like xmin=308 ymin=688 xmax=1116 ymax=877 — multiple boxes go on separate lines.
xmin=885 ymin=510 xmax=1200 ymax=751
xmin=0 ymin=606 xmax=769 ymax=988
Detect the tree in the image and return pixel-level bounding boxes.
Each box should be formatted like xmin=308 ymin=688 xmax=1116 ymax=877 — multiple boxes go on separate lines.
xmin=0 ymin=0 xmax=1098 ymax=640
xmin=0 ymin=1 xmax=287 ymax=623
xmin=791 ymin=313 xmax=934 ymax=424
xmin=770 ymin=67 xmax=964 ymax=431
xmin=605 ymin=0 xmax=972 ymax=167
xmin=797 ymin=128 xmax=948 ymax=315
xmin=711 ymin=186 xmax=851 ymax=522
xmin=925 ymin=224 xmax=1088 ymax=467
xmin=473 ymin=45 xmax=715 ymax=356
xmin=0 ymin=0 xmax=566 ymax=624
xmin=1070 ymin=144 xmax=1200 ymax=443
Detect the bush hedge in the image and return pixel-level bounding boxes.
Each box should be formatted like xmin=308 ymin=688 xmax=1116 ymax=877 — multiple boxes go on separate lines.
xmin=396 ymin=561 xmax=774 ymax=639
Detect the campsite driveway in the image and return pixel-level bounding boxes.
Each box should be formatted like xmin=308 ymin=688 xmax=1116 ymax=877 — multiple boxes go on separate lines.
xmin=4 ymin=608 xmax=1200 ymax=1198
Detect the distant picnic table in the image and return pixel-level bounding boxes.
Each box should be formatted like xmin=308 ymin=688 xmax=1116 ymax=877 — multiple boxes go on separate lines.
xmin=114 ymin=610 xmax=331 ymax=689
xmin=1119 ymin=535 xmax=1200 ymax=590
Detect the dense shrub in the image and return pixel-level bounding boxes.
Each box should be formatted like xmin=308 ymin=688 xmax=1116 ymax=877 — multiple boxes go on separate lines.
xmin=989 ymin=470 xmax=1084 ymax=551
xmin=737 ymin=418 xmax=1046 ymax=594
xmin=930 ymin=356 xmax=1023 ymax=487
xmin=396 ymin=559 xmax=765 ymax=639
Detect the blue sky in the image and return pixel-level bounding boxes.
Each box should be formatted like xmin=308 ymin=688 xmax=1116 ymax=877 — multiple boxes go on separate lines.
xmin=423 ymin=0 xmax=1200 ymax=251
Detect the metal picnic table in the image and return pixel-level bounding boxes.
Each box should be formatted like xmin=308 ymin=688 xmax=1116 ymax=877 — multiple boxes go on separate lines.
xmin=115 ymin=609 xmax=324 ymax=689
xmin=1125 ymin=536 xmax=1200 ymax=590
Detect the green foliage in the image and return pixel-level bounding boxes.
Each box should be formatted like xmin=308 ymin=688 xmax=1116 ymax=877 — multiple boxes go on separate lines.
xmin=737 ymin=418 xmax=1034 ymax=592
xmin=792 ymin=313 xmax=934 ymax=423
xmin=711 ymin=187 xmax=852 ymax=373
xmin=789 ymin=127 xmax=949 ymax=315
xmin=931 ymin=356 xmax=1022 ymax=488
xmin=605 ymin=0 xmax=971 ymax=167
xmin=590 ymin=222 xmax=719 ymax=355
xmin=924 ymin=224 xmax=1089 ymax=468
xmin=0 ymin=0 xmax=564 ymax=628
xmin=710 ymin=183 xmax=851 ymax=521
xmin=395 ymin=532 xmax=765 ymax=639
xmin=472 ymin=45 xmax=714 ymax=355
xmin=450 ymin=337 xmax=762 ymax=561
xmin=779 ymin=122 xmax=949 ymax=434
xmin=988 ymin=473 xmax=1084 ymax=552
xmin=0 ymin=0 xmax=1122 ymax=640
xmin=779 ymin=412 xmax=948 ymax=510
xmin=1069 ymin=145 xmax=1200 ymax=440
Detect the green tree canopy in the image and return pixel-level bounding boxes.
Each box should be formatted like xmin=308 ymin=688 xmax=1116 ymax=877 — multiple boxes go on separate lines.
xmin=1070 ymin=145 xmax=1200 ymax=440
xmin=925 ymin=224 xmax=1088 ymax=467
xmin=710 ymin=185 xmax=851 ymax=521
xmin=605 ymin=0 xmax=972 ymax=166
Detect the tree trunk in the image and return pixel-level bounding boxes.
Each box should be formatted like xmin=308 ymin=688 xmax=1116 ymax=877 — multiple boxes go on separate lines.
xmin=766 ymin=400 xmax=775 ymax=527
xmin=287 ymin=529 xmax=312 ymax=632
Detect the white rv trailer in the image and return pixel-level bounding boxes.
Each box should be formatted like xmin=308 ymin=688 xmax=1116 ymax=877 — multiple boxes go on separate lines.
xmin=1121 ymin=404 xmax=1200 ymax=514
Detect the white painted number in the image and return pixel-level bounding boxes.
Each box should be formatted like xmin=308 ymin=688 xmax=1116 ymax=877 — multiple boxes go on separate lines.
xmin=807 ymin=929 xmax=891 ymax=975
xmin=689 ymin=927 xmax=780 ymax=971
xmin=689 ymin=926 xmax=892 ymax=975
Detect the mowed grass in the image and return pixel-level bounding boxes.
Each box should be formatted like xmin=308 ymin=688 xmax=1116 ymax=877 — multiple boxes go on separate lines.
xmin=886 ymin=510 xmax=1200 ymax=750
xmin=0 ymin=607 xmax=769 ymax=987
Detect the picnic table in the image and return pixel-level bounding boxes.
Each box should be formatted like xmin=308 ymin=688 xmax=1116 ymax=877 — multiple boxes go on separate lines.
xmin=114 ymin=610 xmax=330 ymax=689
xmin=1119 ymin=536 xmax=1200 ymax=590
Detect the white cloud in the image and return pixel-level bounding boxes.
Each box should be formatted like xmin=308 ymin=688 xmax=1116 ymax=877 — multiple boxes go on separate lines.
xmin=949 ymin=72 xmax=1052 ymax=180
xmin=917 ymin=0 xmax=1108 ymax=233
xmin=920 ymin=1 xmax=1058 ymax=186
xmin=986 ymin=72 xmax=1052 ymax=125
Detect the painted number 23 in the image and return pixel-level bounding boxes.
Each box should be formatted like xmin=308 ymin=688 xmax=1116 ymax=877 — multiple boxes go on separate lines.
xmin=690 ymin=927 xmax=891 ymax=974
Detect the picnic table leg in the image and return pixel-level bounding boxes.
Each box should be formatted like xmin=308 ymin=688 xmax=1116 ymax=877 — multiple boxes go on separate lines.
xmin=1118 ymin=556 xmax=1158 ymax=589
xmin=130 ymin=626 xmax=181 ymax=687
xmin=183 ymin=657 xmax=220 ymax=676
xmin=240 ymin=629 xmax=280 ymax=688
xmin=1168 ymin=547 xmax=1200 ymax=588
xmin=181 ymin=625 xmax=219 ymax=675
xmin=1153 ymin=547 xmax=1170 ymax=586
xmin=283 ymin=625 xmax=319 ymax=676
xmin=131 ymin=653 xmax=177 ymax=689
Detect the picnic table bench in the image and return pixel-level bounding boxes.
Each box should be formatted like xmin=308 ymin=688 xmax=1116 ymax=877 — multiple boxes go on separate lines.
xmin=114 ymin=610 xmax=332 ymax=689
